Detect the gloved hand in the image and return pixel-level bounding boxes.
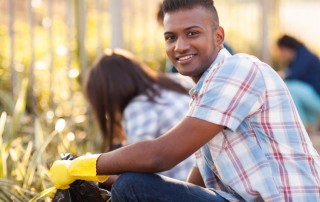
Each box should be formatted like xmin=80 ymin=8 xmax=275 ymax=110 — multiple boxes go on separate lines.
xmin=49 ymin=154 xmax=109 ymax=189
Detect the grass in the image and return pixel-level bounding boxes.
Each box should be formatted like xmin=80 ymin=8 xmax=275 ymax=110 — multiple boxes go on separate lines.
xmin=0 ymin=77 xmax=100 ymax=201
xmin=0 ymin=109 xmax=54 ymax=201
xmin=0 ymin=2 xmax=167 ymax=200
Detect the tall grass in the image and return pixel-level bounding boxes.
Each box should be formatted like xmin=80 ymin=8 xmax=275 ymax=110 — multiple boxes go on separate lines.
xmin=0 ymin=1 xmax=167 ymax=200
xmin=0 ymin=76 xmax=54 ymax=200
xmin=0 ymin=111 xmax=39 ymax=201
xmin=0 ymin=112 xmax=7 ymax=178
xmin=0 ymin=78 xmax=100 ymax=201
xmin=0 ymin=111 xmax=98 ymax=201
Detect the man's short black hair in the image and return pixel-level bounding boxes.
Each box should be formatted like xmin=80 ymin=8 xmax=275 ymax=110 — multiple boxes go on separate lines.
xmin=162 ymin=0 xmax=219 ymax=27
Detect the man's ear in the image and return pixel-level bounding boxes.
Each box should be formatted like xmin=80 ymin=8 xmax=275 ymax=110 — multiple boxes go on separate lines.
xmin=215 ymin=26 xmax=225 ymax=47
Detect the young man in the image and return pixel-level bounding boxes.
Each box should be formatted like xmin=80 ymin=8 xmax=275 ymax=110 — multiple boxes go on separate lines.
xmin=50 ymin=0 xmax=320 ymax=201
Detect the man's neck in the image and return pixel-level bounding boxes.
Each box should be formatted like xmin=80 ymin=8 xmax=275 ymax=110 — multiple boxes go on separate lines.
xmin=191 ymin=76 xmax=201 ymax=83
xmin=191 ymin=48 xmax=224 ymax=84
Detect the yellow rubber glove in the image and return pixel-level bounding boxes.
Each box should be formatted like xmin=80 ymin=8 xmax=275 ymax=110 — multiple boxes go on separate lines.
xmin=49 ymin=160 xmax=74 ymax=189
xmin=49 ymin=154 xmax=109 ymax=189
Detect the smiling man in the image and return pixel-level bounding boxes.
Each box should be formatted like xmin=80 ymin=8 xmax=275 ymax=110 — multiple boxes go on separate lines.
xmin=49 ymin=0 xmax=320 ymax=201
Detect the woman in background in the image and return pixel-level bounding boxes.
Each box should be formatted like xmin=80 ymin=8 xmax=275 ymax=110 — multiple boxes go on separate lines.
xmin=85 ymin=49 xmax=193 ymax=181
xmin=277 ymin=35 xmax=320 ymax=132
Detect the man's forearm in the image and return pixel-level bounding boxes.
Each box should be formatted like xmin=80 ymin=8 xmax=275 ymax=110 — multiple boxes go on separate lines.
xmin=96 ymin=140 xmax=167 ymax=175
xmin=96 ymin=117 xmax=224 ymax=176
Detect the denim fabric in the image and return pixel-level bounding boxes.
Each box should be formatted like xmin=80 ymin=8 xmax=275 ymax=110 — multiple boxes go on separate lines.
xmin=111 ymin=172 xmax=227 ymax=202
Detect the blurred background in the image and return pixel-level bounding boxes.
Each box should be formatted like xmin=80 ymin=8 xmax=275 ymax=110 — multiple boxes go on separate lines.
xmin=0 ymin=0 xmax=319 ymax=201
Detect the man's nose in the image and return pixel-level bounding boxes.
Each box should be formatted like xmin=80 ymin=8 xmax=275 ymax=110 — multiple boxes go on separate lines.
xmin=174 ymin=37 xmax=190 ymax=53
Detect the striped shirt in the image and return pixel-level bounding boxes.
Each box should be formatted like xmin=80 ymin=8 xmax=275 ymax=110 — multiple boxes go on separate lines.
xmin=123 ymin=77 xmax=194 ymax=181
xmin=188 ymin=49 xmax=320 ymax=201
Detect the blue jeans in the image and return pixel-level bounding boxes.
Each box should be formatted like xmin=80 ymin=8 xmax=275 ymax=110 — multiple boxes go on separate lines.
xmin=285 ymin=80 xmax=320 ymax=125
xmin=111 ymin=172 xmax=227 ymax=202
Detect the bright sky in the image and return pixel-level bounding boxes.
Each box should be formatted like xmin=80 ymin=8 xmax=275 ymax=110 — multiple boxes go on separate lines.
xmin=280 ymin=1 xmax=320 ymax=55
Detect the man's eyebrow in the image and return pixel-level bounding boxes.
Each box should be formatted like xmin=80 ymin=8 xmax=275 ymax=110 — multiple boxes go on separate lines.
xmin=164 ymin=31 xmax=174 ymax=35
xmin=184 ymin=25 xmax=202 ymax=31
xmin=164 ymin=25 xmax=202 ymax=35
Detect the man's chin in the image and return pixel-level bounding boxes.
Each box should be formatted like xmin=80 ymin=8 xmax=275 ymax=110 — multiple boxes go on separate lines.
xmin=176 ymin=70 xmax=190 ymax=76
xmin=175 ymin=68 xmax=199 ymax=77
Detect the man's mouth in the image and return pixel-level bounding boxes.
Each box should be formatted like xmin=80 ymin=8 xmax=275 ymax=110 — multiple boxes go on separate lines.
xmin=176 ymin=54 xmax=196 ymax=63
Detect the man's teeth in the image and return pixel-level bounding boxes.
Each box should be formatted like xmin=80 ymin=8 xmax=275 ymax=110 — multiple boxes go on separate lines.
xmin=179 ymin=55 xmax=194 ymax=61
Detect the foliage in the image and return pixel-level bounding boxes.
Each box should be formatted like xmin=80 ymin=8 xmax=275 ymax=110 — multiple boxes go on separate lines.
xmin=0 ymin=14 xmax=102 ymax=198
xmin=0 ymin=79 xmax=89 ymax=201
xmin=0 ymin=85 xmax=101 ymax=201
xmin=0 ymin=1 xmax=167 ymax=201
xmin=0 ymin=2 xmax=112 ymax=201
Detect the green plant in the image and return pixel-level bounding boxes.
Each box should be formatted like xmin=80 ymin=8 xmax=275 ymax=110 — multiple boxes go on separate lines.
xmin=0 ymin=79 xmax=101 ymax=201
xmin=0 ymin=110 xmax=101 ymax=201
xmin=0 ymin=2 xmax=168 ymax=201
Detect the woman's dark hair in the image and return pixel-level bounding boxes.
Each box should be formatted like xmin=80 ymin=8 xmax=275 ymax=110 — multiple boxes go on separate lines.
xmin=162 ymin=0 xmax=219 ymax=27
xmin=277 ymin=35 xmax=304 ymax=50
xmin=85 ymin=49 xmax=188 ymax=152
xmin=157 ymin=3 xmax=164 ymax=26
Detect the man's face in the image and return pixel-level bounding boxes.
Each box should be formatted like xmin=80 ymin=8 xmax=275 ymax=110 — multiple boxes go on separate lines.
xmin=164 ymin=6 xmax=224 ymax=81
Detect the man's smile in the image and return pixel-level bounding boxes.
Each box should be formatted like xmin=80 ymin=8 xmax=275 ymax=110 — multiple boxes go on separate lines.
xmin=176 ymin=54 xmax=197 ymax=64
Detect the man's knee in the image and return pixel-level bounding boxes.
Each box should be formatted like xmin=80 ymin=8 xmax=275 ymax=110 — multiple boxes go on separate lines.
xmin=111 ymin=172 xmax=137 ymax=201
xmin=112 ymin=172 xmax=153 ymax=200
xmin=113 ymin=172 xmax=139 ymax=191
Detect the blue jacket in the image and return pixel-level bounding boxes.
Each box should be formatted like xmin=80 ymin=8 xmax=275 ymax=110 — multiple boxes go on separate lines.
xmin=286 ymin=46 xmax=320 ymax=95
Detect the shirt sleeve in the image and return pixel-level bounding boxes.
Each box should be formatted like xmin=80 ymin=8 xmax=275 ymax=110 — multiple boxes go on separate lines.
xmin=188 ymin=56 xmax=266 ymax=131
xmin=123 ymin=100 xmax=159 ymax=144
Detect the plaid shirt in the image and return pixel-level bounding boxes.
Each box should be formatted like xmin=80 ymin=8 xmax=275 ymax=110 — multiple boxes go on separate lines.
xmin=123 ymin=81 xmax=193 ymax=181
xmin=188 ymin=49 xmax=320 ymax=201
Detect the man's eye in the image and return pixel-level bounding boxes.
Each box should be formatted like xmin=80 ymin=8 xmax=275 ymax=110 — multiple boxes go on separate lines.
xmin=187 ymin=32 xmax=198 ymax=36
xmin=165 ymin=35 xmax=177 ymax=41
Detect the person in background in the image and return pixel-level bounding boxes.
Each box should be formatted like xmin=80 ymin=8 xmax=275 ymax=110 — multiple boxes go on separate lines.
xmin=277 ymin=35 xmax=320 ymax=131
xmin=84 ymin=49 xmax=193 ymax=181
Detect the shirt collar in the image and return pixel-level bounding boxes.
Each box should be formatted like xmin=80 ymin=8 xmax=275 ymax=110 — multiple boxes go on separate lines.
xmin=189 ymin=48 xmax=231 ymax=98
